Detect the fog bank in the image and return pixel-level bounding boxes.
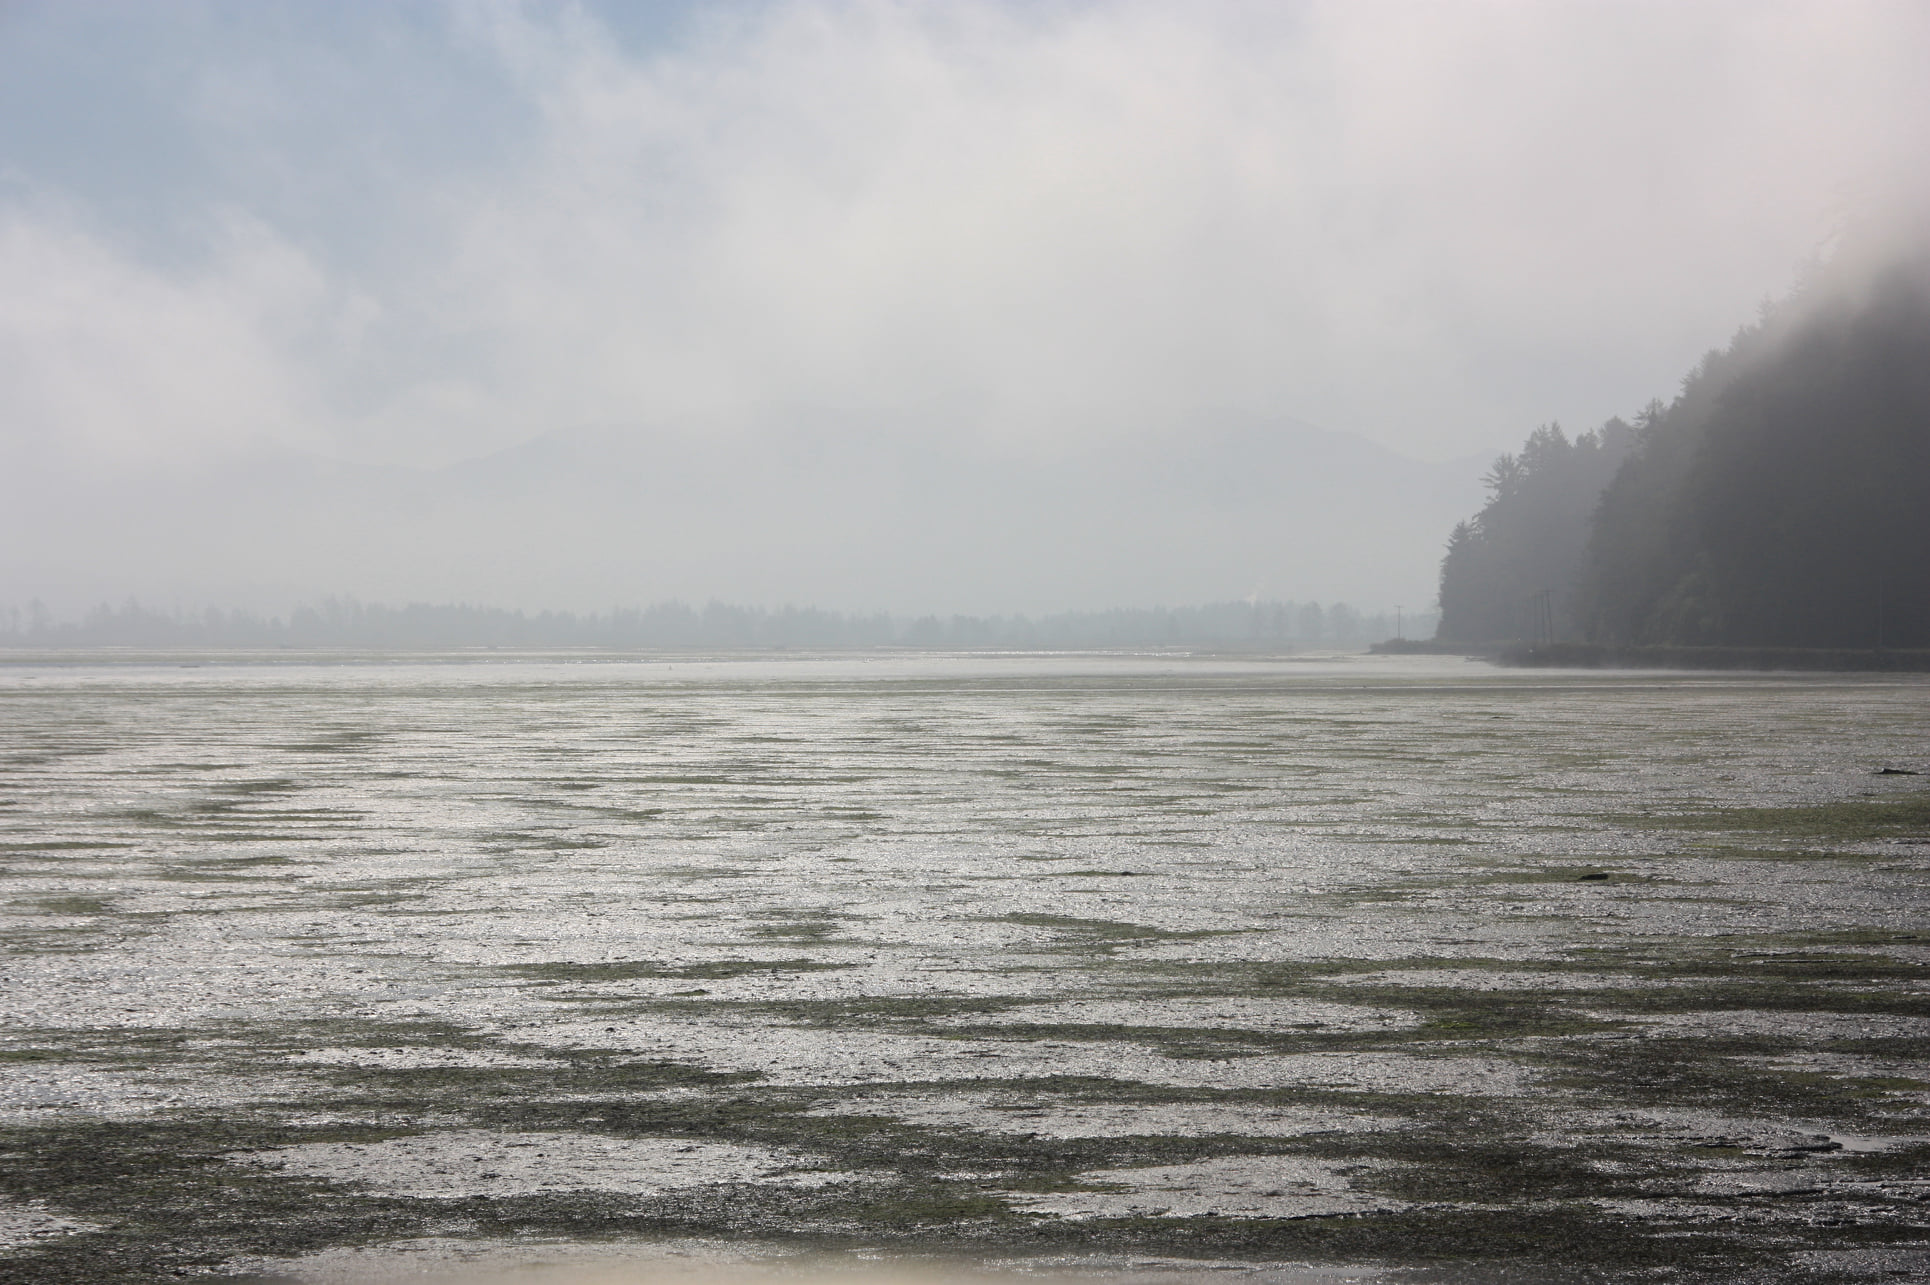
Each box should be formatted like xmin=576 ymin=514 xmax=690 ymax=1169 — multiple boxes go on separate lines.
xmin=4 ymin=1 xmax=1926 ymax=612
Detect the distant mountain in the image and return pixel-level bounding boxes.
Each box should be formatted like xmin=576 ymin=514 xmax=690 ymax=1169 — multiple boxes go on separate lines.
xmin=1 ymin=415 xmax=1488 ymax=615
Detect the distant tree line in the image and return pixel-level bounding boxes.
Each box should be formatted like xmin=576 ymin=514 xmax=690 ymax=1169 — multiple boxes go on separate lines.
xmin=1435 ymin=420 xmax=1638 ymax=643
xmin=1437 ymin=231 xmax=1930 ymax=649
xmin=0 ymin=597 xmax=1433 ymax=651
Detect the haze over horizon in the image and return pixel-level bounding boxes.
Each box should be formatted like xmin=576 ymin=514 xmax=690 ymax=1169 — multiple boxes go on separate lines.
xmin=4 ymin=0 xmax=1928 ymax=616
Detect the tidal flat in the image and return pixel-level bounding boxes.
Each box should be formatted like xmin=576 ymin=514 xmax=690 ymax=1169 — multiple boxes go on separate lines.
xmin=1 ymin=652 xmax=1925 ymax=1284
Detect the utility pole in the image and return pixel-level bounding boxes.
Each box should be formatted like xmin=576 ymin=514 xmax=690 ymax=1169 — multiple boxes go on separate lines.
xmin=1396 ymin=606 xmax=1403 ymax=641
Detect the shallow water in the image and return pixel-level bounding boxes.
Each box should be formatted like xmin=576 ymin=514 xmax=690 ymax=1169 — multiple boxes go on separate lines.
xmin=2 ymin=652 xmax=1926 ymax=1282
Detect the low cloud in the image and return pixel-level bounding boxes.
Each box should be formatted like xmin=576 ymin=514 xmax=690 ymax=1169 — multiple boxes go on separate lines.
xmin=1 ymin=0 xmax=1926 ymax=607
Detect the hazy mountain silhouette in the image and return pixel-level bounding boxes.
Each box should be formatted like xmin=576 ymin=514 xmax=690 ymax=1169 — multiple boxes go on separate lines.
xmin=2 ymin=417 xmax=1488 ymax=616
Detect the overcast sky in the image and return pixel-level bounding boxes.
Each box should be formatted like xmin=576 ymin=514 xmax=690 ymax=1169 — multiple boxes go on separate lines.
xmin=2 ymin=0 xmax=1927 ymax=612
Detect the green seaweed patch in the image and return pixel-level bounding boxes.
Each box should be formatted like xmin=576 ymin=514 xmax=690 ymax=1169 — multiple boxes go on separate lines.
xmin=1533 ymin=1034 xmax=1920 ymax=1118
xmin=1568 ymin=934 xmax=1930 ymax=981
xmin=933 ymin=1022 xmax=1284 ymax=1060
xmin=1453 ymin=865 xmax=1647 ymax=885
xmin=500 ymin=958 xmax=858 ymax=984
xmin=0 ymin=1116 xmax=432 ymax=1283
xmin=999 ymin=1203 xmax=1778 ymax=1277
xmin=1293 ymin=988 xmax=1625 ymax=1042
xmin=208 ymin=778 xmax=303 ymax=796
xmin=747 ymin=921 xmax=863 ymax=943
xmin=0 ymin=1057 xmax=1912 ymax=1282
xmin=171 ymin=853 xmax=303 ymax=872
xmin=998 ymin=913 xmax=1243 ymax=945
xmin=641 ymin=996 xmax=1009 ymax=1024
xmin=1322 ymin=973 xmax=1929 ymax=1028
xmin=283 ymin=1054 xmax=758 ymax=1106
xmin=1641 ymin=786 xmax=1930 ymax=841
xmin=17 ymin=895 xmax=116 ymax=915
xmin=1679 ymin=843 xmax=1900 ymax=863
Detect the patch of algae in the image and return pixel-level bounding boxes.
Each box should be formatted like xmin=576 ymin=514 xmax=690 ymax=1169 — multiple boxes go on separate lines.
xmin=8 ymin=669 xmax=1930 ymax=1283
xmin=1641 ymin=784 xmax=1930 ymax=842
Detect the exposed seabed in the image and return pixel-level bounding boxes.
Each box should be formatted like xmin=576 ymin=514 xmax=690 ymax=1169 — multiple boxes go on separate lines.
xmin=1 ymin=653 xmax=1925 ymax=1283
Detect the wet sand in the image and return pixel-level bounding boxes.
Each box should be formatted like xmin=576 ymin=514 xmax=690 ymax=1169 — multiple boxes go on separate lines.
xmin=1 ymin=653 xmax=1925 ymax=1282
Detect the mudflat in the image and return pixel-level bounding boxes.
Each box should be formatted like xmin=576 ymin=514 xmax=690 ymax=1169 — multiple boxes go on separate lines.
xmin=2 ymin=653 xmax=1925 ymax=1283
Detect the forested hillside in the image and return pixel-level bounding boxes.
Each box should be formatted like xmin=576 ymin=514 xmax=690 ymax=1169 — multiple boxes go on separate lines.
xmin=1438 ymin=231 xmax=1930 ymax=648
xmin=1434 ymin=421 xmax=1636 ymax=642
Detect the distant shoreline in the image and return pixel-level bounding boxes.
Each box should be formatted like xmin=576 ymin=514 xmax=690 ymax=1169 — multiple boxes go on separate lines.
xmin=0 ymin=645 xmax=1375 ymax=665
xmin=10 ymin=640 xmax=1927 ymax=672
xmin=1370 ymin=638 xmax=1930 ymax=672
xmin=1503 ymin=643 xmax=1930 ymax=671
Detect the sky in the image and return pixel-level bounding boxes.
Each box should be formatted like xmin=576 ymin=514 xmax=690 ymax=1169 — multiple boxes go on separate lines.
xmin=2 ymin=0 xmax=1927 ymax=614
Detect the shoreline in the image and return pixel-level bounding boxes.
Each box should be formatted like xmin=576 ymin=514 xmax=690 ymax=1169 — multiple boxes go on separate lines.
xmin=1371 ymin=638 xmax=1930 ymax=672
xmin=1500 ymin=642 xmax=1930 ymax=671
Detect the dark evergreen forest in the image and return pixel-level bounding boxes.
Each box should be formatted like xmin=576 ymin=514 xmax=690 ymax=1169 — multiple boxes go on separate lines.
xmin=1437 ymin=233 xmax=1930 ymax=648
xmin=1434 ymin=420 xmax=1637 ymax=642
